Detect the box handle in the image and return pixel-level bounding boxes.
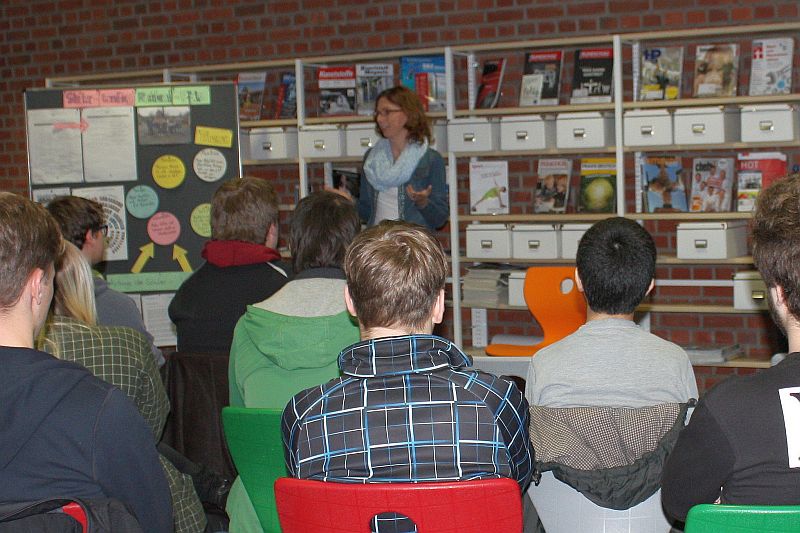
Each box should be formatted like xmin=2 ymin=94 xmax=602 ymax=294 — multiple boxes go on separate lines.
xmin=527 ymin=240 xmax=540 ymax=250
xmin=694 ymin=239 xmax=708 ymax=249
xmin=262 ymin=141 xmax=272 ymax=151
xmin=313 ymin=139 xmax=325 ymax=150
xmin=751 ymin=290 xmax=765 ymax=301
xmin=480 ymin=239 xmax=493 ymax=249
xmin=515 ymin=130 xmax=529 ymax=140
xmin=640 ymin=125 xmax=654 ymax=136
xmin=360 ymin=137 xmax=373 ymax=148
xmin=463 ymin=132 xmax=476 ymax=142
xmin=759 ymin=120 xmax=774 ymax=131
xmin=691 ymin=123 xmax=706 ymax=134
xmin=572 ymin=128 xmax=586 ymax=138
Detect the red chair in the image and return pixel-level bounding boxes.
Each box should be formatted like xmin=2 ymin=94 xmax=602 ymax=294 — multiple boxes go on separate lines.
xmin=273 ymin=477 xmax=523 ymax=533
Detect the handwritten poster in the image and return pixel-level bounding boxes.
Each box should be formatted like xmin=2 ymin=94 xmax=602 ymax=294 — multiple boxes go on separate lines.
xmin=27 ymin=108 xmax=84 ymax=184
xmin=82 ymin=106 xmax=137 ymax=182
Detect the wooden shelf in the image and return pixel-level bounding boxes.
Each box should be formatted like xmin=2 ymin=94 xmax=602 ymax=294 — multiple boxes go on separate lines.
xmin=453 ymin=103 xmax=613 ymax=117
xmin=622 ymin=93 xmax=800 ymax=110
xmin=240 ymin=118 xmax=298 ymax=128
xmin=454 ymin=301 xmax=765 ymax=314
xmin=625 ymin=212 xmax=752 ymax=221
xmin=242 ymin=158 xmax=298 ymax=166
xmin=619 ymin=21 xmax=800 ymax=43
xmin=623 ymin=139 xmax=800 ymax=153
xmin=449 ymin=146 xmax=616 ymax=157
xmin=460 ymin=213 xmax=612 ymax=223
xmin=458 ymin=254 xmax=753 ymax=265
xmin=461 ymin=257 xmax=573 ymax=265
xmin=691 ymin=358 xmax=771 ymax=369
xmin=451 ymin=33 xmax=613 ymax=54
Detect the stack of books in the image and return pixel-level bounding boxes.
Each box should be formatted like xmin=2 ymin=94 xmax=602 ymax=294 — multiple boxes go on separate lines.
xmin=462 ymin=268 xmax=508 ymax=307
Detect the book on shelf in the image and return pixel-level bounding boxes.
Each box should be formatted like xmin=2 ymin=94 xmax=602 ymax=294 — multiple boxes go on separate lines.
xmin=318 ymin=65 xmax=357 ymax=117
xmin=578 ymin=157 xmax=616 ymax=213
xmin=462 ymin=268 xmax=508 ymax=307
xmin=469 ymin=160 xmax=509 ymax=215
xmin=749 ymin=37 xmax=794 ymax=95
xmin=683 ymin=343 xmax=742 ymax=365
xmin=331 ymin=167 xmax=360 ymax=203
xmin=520 ymin=50 xmax=563 ymax=106
xmin=237 ymin=71 xmax=267 ymax=121
xmin=475 ymin=58 xmax=507 ymax=109
xmin=400 ymin=54 xmax=446 ymax=112
xmin=356 ymin=63 xmax=394 ymax=116
xmin=570 ymin=48 xmax=613 ymax=104
xmin=641 ymin=155 xmax=687 ymax=213
xmin=535 ymin=158 xmax=572 ymax=214
xmin=639 ymin=46 xmax=683 ymax=100
xmin=689 ymin=157 xmax=734 ymax=212
xmin=273 ymin=72 xmax=297 ymax=119
xmin=736 ymin=152 xmax=788 ymax=212
xmin=693 ymin=43 xmax=739 ymax=97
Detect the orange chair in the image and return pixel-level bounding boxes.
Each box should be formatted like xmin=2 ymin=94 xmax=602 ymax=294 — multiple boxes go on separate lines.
xmin=273 ymin=477 xmax=523 ymax=533
xmin=485 ymin=266 xmax=586 ymax=356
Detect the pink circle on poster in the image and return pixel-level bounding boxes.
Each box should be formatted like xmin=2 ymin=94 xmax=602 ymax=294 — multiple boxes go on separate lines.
xmin=147 ymin=211 xmax=181 ymax=246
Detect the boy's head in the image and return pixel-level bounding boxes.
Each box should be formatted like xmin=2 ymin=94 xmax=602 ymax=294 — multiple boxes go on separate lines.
xmin=289 ymin=191 xmax=360 ymax=273
xmin=46 ymin=196 xmax=106 ymax=265
xmin=576 ymin=217 xmax=656 ymax=315
xmin=211 ymin=176 xmax=279 ymax=247
xmin=343 ymin=220 xmax=447 ymax=333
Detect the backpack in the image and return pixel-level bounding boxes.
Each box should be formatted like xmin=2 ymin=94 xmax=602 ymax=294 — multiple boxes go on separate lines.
xmin=0 ymin=498 xmax=143 ymax=533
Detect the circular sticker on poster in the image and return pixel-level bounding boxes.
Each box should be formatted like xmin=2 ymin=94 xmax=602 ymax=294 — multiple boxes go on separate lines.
xmin=147 ymin=211 xmax=181 ymax=246
xmin=190 ymin=203 xmax=212 ymax=238
xmin=125 ymin=185 xmax=159 ymax=219
xmin=152 ymin=155 xmax=186 ymax=189
xmin=193 ymin=148 xmax=227 ymax=182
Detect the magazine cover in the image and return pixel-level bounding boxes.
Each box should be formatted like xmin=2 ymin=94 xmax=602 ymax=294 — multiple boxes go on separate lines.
xmin=570 ymin=48 xmax=613 ymax=104
xmin=274 ymin=72 xmax=297 ymax=119
xmin=578 ymin=157 xmax=616 ymax=213
xmin=749 ymin=37 xmax=794 ymax=95
xmin=520 ymin=50 xmax=562 ymax=105
xmin=642 ymin=155 xmax=686 ymax=212
xmin=535 ymin=158 xmax=572 ymax=213
xmin=475 ymin=58 xmax=506 ymax=109
xmin=400 ymin=55 xmax=446 ymax=112
xmin=689 ymin=157 xmax=734 ymax=212
xmin=736 ymin=152 xmax=788 ymax=211
xmin=356 ymin=63 xmax=394 ymax=116
xmin=237 ymin=72 xmax=266 ymax=120
xmin=640 ymin=46 xmax=683 ymax=100
xmin=469 ymin=160 xmax=509 ymax=215
xmin=319 ymin=65 xmax=356 ymax=116
xmin=693 ymin=43 xmax=739 ymax=97
xmin=518 ymin=73 xmax=544 ymax=106
xmin=332 ymin=168 xmax=360 ymax=202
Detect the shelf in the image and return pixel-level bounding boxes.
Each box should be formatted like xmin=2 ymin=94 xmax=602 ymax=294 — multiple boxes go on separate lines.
xmin=625 ymin=212 xmax=752 ymax=221
xmin=454 ymin=301 xmax=765 ymax=314
xmin=461 ymin=256 xmax=574 ymax=265
xmin=460 ymin=213 xmax=613 ymax=223
xmin=458 ymin=255 xmax=753 ymax=266
xmin=622 ymin=93 xmax=800 ymax=110
xmin=623 ymin=139 xmax=800 ymax=153
xmin=451 ymin=33 xmax=613 ymax=54
xmin=240 ymin=118 xmax=299 ymax=128
xmin=450 ymin=146 xmax=616 ymax=157
xmin=691 ymin=358 xmax=770 ymax=369
xmin=453 ymin=103 xmax=614 ymax=117
xmin=619 ymin=21 xmax=800 ymax=43
xmin=242 ymin=158 xmax=298 ymax=166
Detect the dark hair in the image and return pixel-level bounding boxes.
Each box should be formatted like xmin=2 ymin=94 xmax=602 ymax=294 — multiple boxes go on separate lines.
xmin=576 ymin=217 xmax=656 ymax=315
xmin=374 ymin=86 xmax=432 ymax=144
xmin=211 ymin=177 xmax=278 ymax=244
xmin=46 ymin=196 xmax=105 ymax=250
xmin=289 ymin=191 xmax=360 ymax=273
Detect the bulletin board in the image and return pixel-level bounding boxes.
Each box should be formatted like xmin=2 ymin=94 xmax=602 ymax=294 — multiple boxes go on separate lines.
xmin=24 ymin=82 xmax=240 ymax=295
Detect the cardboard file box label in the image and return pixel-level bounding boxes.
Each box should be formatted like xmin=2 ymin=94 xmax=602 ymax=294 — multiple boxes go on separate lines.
xmin=447 ymin=118 xmax=500 ymax=152
xmin=345 ymin=123 xmax=379 ymax=157
xmin=733 ymin=271 xmax=768 ymax=311
xmin=560 ymin=223 xmax=592 ymax=259
xmin=511 ymin=224 xmax=560 ymax=259
xmin=623 ymin=109 xmax=672 ymax=146
xmin=556 ymin=112 xmax=614 ymax=149
xmin=247 ymin=127 xmax=298 ymax=160
xmin=740 ymin=104 xmax=799 ymax=143
xmin=676 ymin=221 xmax=748 ymax=259
xmin=466 ymin=223 xmax=511 ymax=259
xmin=500 ymin=115 xmax=555 ymax=151
xmin=673 ymin=107 xmax=740 ymax=144
xmin=298 ymin=125 xmax=345 ymax=158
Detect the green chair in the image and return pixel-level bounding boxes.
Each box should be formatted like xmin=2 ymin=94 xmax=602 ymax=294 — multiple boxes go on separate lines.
xmin=685 ymin=504 xmax=800 ymax=533
xmin=222 ymin=407 xmax=287 ymax=533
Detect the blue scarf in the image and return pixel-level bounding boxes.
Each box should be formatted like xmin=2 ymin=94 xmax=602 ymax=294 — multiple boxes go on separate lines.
xmin=363 ymin=138 xmax=428 ymax=192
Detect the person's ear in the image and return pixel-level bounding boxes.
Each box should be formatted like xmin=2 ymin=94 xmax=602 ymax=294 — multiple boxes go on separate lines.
xmin=645 ymin=279 xmax=655 ymax=297
xmin=344 ymin=285 xmax=357 ymax=318
xmin=29 ymin=268 xmax=45 ymax=307
xmin=83 ymin=228 xmax=95 ymax=251
xmin=574 ymin=268 xmax=585 ymax=294
xmin=431 ymin=289 xmax=445 ymax=325
xmin=265 ymin=222 xmax=279 ymax=248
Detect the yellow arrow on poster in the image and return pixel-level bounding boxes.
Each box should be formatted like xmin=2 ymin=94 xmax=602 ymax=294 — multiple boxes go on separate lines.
xmin=131 ymin=242 xmax=155 ymax=273
xmin=173 ymin=244 xmax=192 ymax=273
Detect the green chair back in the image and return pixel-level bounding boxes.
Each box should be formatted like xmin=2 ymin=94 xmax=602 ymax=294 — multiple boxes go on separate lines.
xmin=222 ymin=407 xmax=287 ymax=533
xmin=685 ymin=504 xmax=800 ymax=533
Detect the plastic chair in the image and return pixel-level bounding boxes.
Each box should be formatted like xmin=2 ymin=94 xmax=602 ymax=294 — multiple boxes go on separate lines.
xmin=274 ymin=477 xmax=523 ymax=533
xmin=486 ymin=266 xmax=586 ymax=356
xmin=685 ymin=504 xmax=800 ymax=533
xmin=221 ymin=407 xmax=287 ymax=533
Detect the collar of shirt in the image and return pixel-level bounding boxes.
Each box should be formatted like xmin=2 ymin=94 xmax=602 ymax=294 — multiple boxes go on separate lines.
xmin=339 ymin=334 xmax=472 ymax=378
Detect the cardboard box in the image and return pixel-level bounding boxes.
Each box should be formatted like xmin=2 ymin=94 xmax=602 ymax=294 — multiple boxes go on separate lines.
xmin=344 ymin=123 xmax=379 ymax=157
xmin=740 ymin=104 xmax=799 ymax=143
xmin=556 ymin=112 xmax=614 ymax=149
xmin=623 ymin=109 xmax=672 ymax=146
xmin=298 ymin=125 xmax=345 ymax=158
xmin=733 ymin=271 xmax=768 ymax=311
xmin=673 ymin=107 xmax=740 ymax=144
xmin=447 ymin=118 xmax=500 ymax=152
xmin=676 ymin=221 xmax=748 ymax=259
xmin=431 ymin=121 xmax=448 ymax=153
xmin=246 ymin=127 xmax=298 ymax=160
xmin=500 ymin=115 xmax=555 ymax=151
xmin=511 ymin=224 xmax=560 ymax=259
xmin=466 ymin=223 xmax=511 ymax=259
xmin=560 ymin=223 xmax=593 ymax=259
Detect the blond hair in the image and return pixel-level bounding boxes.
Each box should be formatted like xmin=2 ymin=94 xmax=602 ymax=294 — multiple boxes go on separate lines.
xmin=53 ymin=241 xmax=98 ymax=326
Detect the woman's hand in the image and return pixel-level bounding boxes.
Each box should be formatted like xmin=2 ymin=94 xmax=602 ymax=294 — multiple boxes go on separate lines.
xmin=406 ymin=184 xmax=432 ymax=209
xmin=324 ymin=185 xmax=354 ymax=202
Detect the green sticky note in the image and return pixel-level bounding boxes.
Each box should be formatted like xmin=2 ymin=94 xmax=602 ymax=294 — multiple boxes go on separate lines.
xmin=135 ymin=87 xmax=174 ymax=107
xmin=172 ymin=86 xmax=211 ymax=105
xmin=107 ymin=271 xmax=192 ymax=293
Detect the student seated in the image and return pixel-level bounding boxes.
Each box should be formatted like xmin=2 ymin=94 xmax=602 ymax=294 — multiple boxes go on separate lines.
xmin=283 ymin=221 xmax=532 ymax=532
xmin=226 ymin=191 xmax=361 ymax=532
xmin=525 ymin=217 xmax=698 ymax=533
xmin=662 ymin=174 xmax=800 ymax=520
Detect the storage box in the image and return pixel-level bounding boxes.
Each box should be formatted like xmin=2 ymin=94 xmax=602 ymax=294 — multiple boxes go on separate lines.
xmin=508 ymin=271 xmax=527 ymax=307
xmin=623 ymin=109 xmax=672 ymax=146
xmin=511 ymin=224 xmax=560 ymax=259
xmin=466 ymin=223 xmax=511 ymax=259
xmin=740 ymin=104 xmax=799 ymax=143
xmin=676 ymin=221 xmax=748 ymax=259
xmin=447 ymin=118 xmax=500 ymax=152
xmin=556 ymin=112 xmax=614 ymax=149
xmin=560 ymin=223 xmax=592 ymax=260
xmin=673 ymin=107 xmax=740 ymax=144
xmin=431 ymin=121 xmax=448 ymax=153
xmin=247 ymin=127 xmax=298 ymax=160
xmin=344 ymin=123 xmax=379 ymax=157
xmin=298 ymin=125 xmax=345 ymax=158
xmin=500 ymin=115 xmax=556 ymax=151
xmin=733 ymin=271 xmax=768 ymax=311
xmin=239 ymin=130 xmax=250 ymax=160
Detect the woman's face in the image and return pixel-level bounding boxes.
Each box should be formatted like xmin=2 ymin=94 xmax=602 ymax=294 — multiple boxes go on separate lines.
xmin=374 ymin=97 xmax=408 ymax=142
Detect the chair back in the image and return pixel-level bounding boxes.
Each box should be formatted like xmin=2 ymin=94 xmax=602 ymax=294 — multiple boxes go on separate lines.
xmin=222 ymin=407 xmax=287 ymax=533
xmin=274 ymin=477 xmax=522 ymax=533
xmin=685 ymin=503 xmax=800 ymax=533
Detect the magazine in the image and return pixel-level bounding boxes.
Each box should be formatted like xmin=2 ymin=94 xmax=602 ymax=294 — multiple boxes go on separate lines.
xmin=749 ymin=37 xmax=794 ymax=95
xmin=273 ymin=72 xmax=297 ymax=119
xmin=693 ymin=43 xmax=739 ymax=97
xmin=520 ymin=50 xmax=563 ymax=105
xmin=237 ymin=72 xmax=266 ymax=121
xmin=518 ymin=73 xmax=544 ymax=106
xmin=639 ymin=46 xmax=683 ymax=100
xmin=578 ymin=157 xmax=616 ymax=213
xmin=736 ymin=152 xmax=788 ymax=211
xmin=642 ymin=155 xmax=687 ymax=213
xmin=356 ymin=63 xmax=394 ymax=116
xmin=332 ymin=168 xmax=360 ymax=202
xmin=689 ymin=157 xmax=734 ymax=212
xmin=469 ymin=160 xmax=509 ymax=215
xmin=318 ymin=66 xmax=356 ymax=116
xmin=570 ymin=48 xmax=613 ymax=104
xmin=475 ymin=58 xmax=507 ymax=109
xmin=400 ymin=55 xmax=446 ymax=112
xmin=535 ymin=159 xmax=572 ymax=214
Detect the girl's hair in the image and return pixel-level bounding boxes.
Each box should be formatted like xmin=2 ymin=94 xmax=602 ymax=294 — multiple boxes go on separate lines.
xmin=53 ymin=241 xmax=98 ymax=326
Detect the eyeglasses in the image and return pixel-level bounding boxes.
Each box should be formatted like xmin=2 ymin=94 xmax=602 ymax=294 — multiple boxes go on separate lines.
xmin=373 ymin=108 xmax=404 ymax=118
xmin=96 ymin=224 xmax=108 ymax=236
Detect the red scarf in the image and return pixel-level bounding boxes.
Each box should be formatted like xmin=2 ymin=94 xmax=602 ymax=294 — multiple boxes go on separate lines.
xmin=201 ymin=240 xmax=282 ymax=267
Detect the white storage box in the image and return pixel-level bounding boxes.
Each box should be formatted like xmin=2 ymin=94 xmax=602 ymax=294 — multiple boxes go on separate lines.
xmin=733 ymin=271 xmax=768 ymax=311
xmin=511 ymin=224 xmax=560 ymax=259
xmin=247 ymin=127 xmax=298 ymax=160
xmin=561 ymin=223 xmax=592 ymax=260
xmin=431 ymin=121 xmax=448 ymax=153
xmin=508 ymin=271 xmax=527 ymax=307
xmin=447 ymin=118 xmax=500 ymax=152
xmin=344 ymin=123 xmax=379 ymax=157
xmin=673 ymin=107 xmax=740 ymax=144
xmin=676 ymin=221 xmax=748 ymax=259
xmin=239 ymin=130 xmax=250 ymax=160
xmin=623 ymin=109 xmax=672 ymax=146
xmin=298 ymin=125 xmax=345 ymax=158
xmin=556 ymin=112 xmax=614 ymax=149
xmin=740 ymin=104 xmax=799 ymax=143
xmin=500 ymin=115 xmax=556 ymax=151
xmin=466 ymin=223 xmax=511 ymax=259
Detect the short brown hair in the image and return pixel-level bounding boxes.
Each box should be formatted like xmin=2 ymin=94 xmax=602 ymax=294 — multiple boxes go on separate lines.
xmin=752 ymin=173 xmax=800 ymax=319
xmin=0 ymin=193 xmax=63 ymax=311
xmin=343 ymin=220 xmax=447 ymax=331
xmin=211 ymin=177 xmax=279 ymax=244
xmin=290 ymin=191 xmax=360 ymax=273
xmin=46 ymin=196 xmax=105 ymax=250
xmin=374 ymin=86 xmax=432 ymax=144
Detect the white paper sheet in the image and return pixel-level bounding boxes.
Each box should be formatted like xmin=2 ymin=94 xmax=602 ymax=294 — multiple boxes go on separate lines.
xmin=27 ymin=108 xmax=84 ymax=184
xmin=72 ymin=185 xmax=129 ymax=262
xmin=141 ymin=293 xmax=177 ymax=347
xmin=31 ymin=187 xmax=71 ymax=205
xmin=82 ymin=106 xmax=138 ymax=182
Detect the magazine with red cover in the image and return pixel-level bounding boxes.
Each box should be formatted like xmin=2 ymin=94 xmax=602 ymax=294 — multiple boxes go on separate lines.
xmin=736 ymin=152 xmax=788 ymax=211
xmin=475 ymin=58 xmax=507 ymax=109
